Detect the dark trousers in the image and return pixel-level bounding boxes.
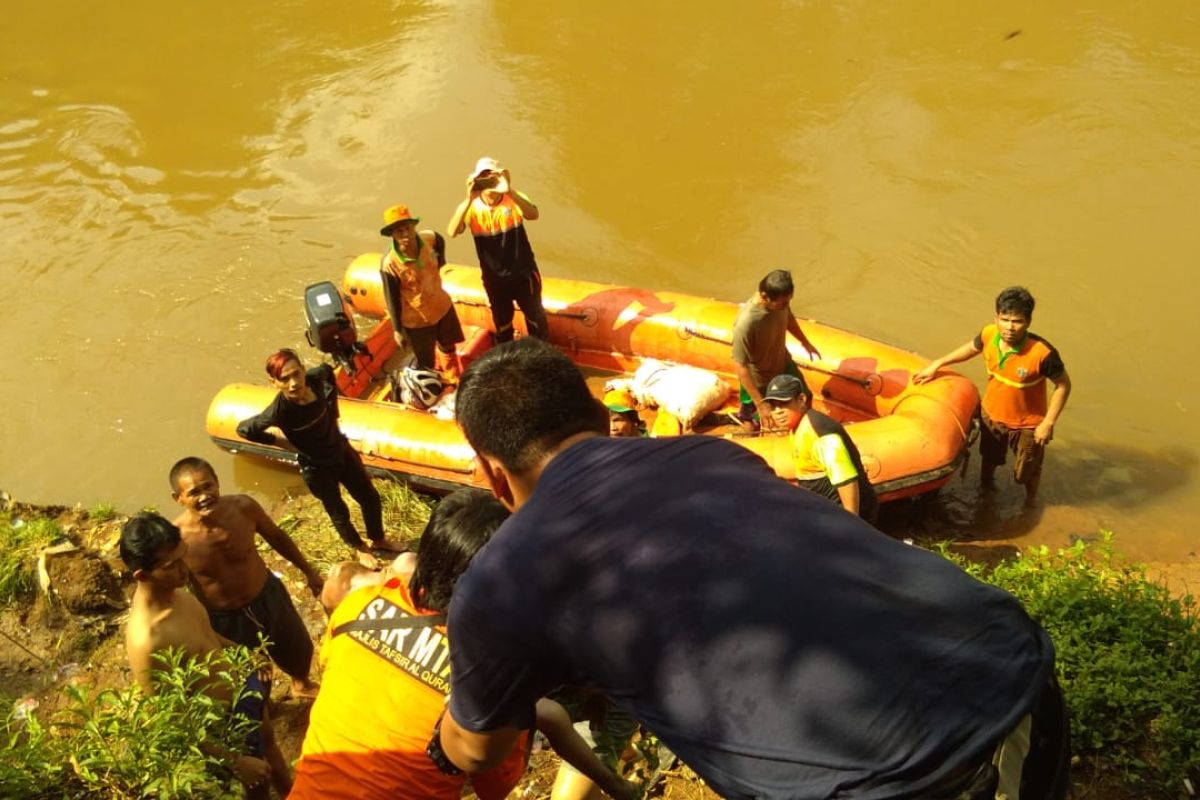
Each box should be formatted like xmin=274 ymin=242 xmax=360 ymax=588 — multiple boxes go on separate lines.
xmin=301 ymin=447 xmax=383 ymax=549
xmin=482 ymin=268 xmax=549 ymax=342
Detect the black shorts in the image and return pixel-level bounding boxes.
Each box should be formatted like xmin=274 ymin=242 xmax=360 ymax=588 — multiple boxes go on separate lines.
xmin=404 ymin=306 xmax=465 ymax=370
xmin=208 ymin=573 xmax=314 ymax=680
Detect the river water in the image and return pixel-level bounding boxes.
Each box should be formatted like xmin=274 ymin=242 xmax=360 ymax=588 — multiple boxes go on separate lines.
xmin=2 ymin=2 xmax=1197 ymax=564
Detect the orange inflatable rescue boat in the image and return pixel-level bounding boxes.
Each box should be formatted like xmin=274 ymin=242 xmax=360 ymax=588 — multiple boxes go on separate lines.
xmin=206 ymin=257 xmax=979 ymax=502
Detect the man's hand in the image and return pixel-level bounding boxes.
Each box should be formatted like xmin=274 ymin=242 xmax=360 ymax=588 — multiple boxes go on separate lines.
xmin=912 ymin=364 xmax=939 ymax=384
xmin=305 ymin=571 xmax=325 ymax=598
xmin=1033 ymin=419 xmax=1055 ymax=446
xmin=233 ymin=755 xmax=271 ymax=789
xmin=755 ymin=400 xmax=776 ymax=430
xmin=465 ymin=175 xmax=482 ymax=199
xmin=805 ymin=344 xmax=821 ymax=362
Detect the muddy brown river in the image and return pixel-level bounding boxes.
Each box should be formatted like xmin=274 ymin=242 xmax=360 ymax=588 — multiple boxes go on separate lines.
xmin=2 ymin=2 xmax=1197 ymax=565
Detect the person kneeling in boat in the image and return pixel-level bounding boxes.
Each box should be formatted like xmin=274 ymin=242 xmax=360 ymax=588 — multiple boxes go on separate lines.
xmin=379 ymin=203 xmax=465 ymax=384
xmin=237 ymin=348 xmax=403 ymax=569
xmin=289 ymin=489 xmax=636 ymax=800
xmin=122 ymin=512 xmax=292 ymax=798
xmin=764 ymin=373 xmax=879 ymax=523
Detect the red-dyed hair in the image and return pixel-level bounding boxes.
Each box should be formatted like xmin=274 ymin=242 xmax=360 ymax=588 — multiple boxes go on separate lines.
xmin=265 ymin=348 xmax=302 ymax=380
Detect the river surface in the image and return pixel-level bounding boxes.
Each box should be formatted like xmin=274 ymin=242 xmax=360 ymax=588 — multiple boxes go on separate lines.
xmin=2 ymin=2 xmax=1197 ymax=564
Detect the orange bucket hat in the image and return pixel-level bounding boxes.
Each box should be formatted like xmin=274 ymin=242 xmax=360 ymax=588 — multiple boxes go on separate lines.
xmin=380 ymin=204 xmax=420 ymax=236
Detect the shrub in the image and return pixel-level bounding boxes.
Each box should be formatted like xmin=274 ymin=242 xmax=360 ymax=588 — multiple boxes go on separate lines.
xmin=945 ymin=533 xmax=1200 ymax=797
xmin=0 ymin=646 xmax=262 ymax=799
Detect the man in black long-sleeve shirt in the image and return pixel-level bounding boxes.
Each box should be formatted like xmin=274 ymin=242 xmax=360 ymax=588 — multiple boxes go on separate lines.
xmin=237 ymin=349 xmax=396 ymax=567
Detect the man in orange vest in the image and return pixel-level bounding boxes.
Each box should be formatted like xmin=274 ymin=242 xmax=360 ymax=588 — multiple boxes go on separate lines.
xmin=379 ymin=203 xmax=464 ymax=382
xmin=914 ymin=286 xmax=1071 ymax=507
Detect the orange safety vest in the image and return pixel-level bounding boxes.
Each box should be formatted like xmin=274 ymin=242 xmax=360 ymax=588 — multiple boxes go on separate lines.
xmin=381 ymin=232 xmax=453 ymax=329
xmin=290 ymin=579 xmax=527 ymax=800
xmin=979 ymin=323 xmax=1059 ymax=428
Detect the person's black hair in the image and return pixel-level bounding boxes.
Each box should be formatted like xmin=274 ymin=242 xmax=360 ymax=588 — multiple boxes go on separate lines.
xmin=758 ymin=269 xmax=795 ymax=301
xmin=168 ymin=456 xmax=217 ymax=492
xmin=120 ymin=512 xmax=182 ymax=573
xmin=456 ymin=338 xmax=607 ymax=472
xmin=408 ymin=489 xmax=508 ymax=614
xmin=995 ymin=286 xmax=1035 ymax=319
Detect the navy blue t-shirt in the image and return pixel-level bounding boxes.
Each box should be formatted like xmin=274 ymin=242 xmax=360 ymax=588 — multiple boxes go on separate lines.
xmin=447 ymin=436 xmax=1053 ymax=799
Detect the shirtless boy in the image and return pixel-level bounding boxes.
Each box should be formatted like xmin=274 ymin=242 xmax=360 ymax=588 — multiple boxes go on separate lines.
xmin=122 ymin=512 xmax=291 ymax=798
xmin=170 ymin=456 xmax=323 ymax=699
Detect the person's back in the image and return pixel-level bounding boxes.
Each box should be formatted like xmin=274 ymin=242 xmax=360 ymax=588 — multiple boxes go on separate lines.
xmin=293 ymin=578 xmax=477 ymax=799
xmin=449 ymin=434 xmax=1053 ymax=798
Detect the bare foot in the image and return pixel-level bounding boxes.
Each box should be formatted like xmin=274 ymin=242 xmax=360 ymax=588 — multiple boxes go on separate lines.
xmin=290 ymin=677 xmax=320 ymax=701
xmin=370 ymin=536 xmax=408 ymax=555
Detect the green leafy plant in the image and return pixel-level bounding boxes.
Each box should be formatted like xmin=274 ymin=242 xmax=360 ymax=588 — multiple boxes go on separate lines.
xmin=85 ymin=503 xmax=118 ymax=523
xmin=0 ymin=645 xmax=262 ymax=799
xmin=943 ymin=533 xmax=1200 ymax=797
xmin=0 ymin=515 xmax=63 ymax=605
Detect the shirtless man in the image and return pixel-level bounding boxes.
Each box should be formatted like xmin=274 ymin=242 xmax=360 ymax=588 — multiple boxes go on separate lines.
xmin=122 ymin=512 xmax=291 ymax=798
xmin=170 ymin=456 xmax=323 ymax=699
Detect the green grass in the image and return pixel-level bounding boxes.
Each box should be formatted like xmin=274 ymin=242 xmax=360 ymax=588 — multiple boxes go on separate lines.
xmin=86 ymin=503 xmax=118 ymax=523
xmin=0 ymin=515 xmax=64 ymax=606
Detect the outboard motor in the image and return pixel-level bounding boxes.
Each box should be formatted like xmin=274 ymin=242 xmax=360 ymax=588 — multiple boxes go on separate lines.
xmin=304 ymin=281 xmax=361 ymax=373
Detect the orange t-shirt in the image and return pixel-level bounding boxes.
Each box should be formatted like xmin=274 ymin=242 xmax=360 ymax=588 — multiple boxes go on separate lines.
xmin=976 ymin=323 xmax=1066 ymax=428
xmin=290 ymin=579 xmax=528 ymax=800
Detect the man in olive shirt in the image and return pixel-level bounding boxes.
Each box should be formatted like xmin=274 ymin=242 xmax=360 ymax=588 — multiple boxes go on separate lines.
xmin=730 ymin=269 xmax=820 ymax=430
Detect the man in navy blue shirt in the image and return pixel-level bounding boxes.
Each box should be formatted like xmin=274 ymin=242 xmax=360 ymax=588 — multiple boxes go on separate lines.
xmin=437 ymin=339 xmax=1068 ymax=800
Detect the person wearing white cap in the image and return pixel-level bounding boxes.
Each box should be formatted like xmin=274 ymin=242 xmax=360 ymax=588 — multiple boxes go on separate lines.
xmin=447 ymin=158 xmax=549 ymax=343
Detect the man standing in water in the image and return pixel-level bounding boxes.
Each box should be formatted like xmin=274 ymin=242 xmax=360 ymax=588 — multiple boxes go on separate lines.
xmin=914 ymin=286 xmax=1071 ymax=507
xmin=447 ymin=157 xmax=550 ymax=343
xmin=123 ymin=512 xmax=292 ymax=798
xmin=170 ymin=456 xmax=322 ymax=700
xmin=730 ymin=269 xmax=821 ymax=430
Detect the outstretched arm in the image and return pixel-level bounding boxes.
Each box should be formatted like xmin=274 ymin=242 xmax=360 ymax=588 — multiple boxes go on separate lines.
xmin=1034 ymin=370 xmax=1071 ymax=445
xmin=247 ymin=498 xmax=323 ymax=596
xmin=912 ymin=340 xmax=982 ymax=384
xmin=536 ymin=699 xmax=637 ymax=800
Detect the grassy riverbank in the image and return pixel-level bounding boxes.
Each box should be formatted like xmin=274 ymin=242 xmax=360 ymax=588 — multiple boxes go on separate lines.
xmin=1 ymin=485 xmax=1198 ymax=798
